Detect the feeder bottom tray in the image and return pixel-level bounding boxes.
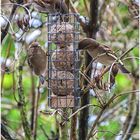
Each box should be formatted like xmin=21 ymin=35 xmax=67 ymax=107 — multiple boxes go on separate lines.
xmin=50 ymin=95 xmax=74 ymax=108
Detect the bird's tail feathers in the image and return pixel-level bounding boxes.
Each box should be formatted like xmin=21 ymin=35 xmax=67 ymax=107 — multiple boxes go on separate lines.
xmin=118 ymin=64 xmax=130 ymax=74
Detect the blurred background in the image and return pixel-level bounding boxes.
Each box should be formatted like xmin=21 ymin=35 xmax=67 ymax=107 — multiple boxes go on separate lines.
xmin=1 ymin=0 xmax=139 ymax=140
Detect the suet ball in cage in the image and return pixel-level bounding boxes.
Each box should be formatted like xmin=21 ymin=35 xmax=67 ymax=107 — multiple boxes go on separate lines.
xmin=47 ymin=13 xmax=80 ymax=108
xmin=51 ymin=46 xmax=74 ymax=72
xmin=50 ymin=22 xmax=73 ymax=48
xmin=50 ymin=71 xmax=74 ymax=96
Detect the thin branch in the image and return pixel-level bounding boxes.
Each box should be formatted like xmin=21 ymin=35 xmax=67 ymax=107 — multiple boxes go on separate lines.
xmin=79 ymin=71 xmax=104 ymax=108
xmin=18 ymin=62 xmax=32 ymax=140
xmin=121 ymin=77 xmax=139 ymax=140
xmin=69 ymin=0 xmax=78 ymax=13
xmin=93 ymin=130 xmax=139 ymax=137
xmin=120 ymin=45 xmax=138 ymax=60
xmin=69 ymin=0 xmax=88 ymax=32
xmin=1 ymin=4 xmax=18 ymax=42
xmin=86 ymin=89 xmax=139 ymax=140
xmin=34 ymin=83 xmax=41 ymax=139
xmin=70 ymin=109 xmax=78 ymax=140
xmin=61 ymin=104 xmax=101 ymax=126
xmin=1 ymin=2 xmax=31 ymax=43
xmin=40 ymin=125 xmax=50 ymax=139
xmin=112 ymin=90 xmax=139 ymax=101
xmin=123 ymin=56 xmax=140 ymax=61
xmin=86 ymin=107 xmax=105 ymax=140
xmin=99 ymin=0 xmax=110 ymax=25
xmin=83 ymin=0 xmax=89 ymax=17
xmin=30 ymin=70 xmax=36 ymax=139
xmin=0 ymin=15 xmax=16 ymax=34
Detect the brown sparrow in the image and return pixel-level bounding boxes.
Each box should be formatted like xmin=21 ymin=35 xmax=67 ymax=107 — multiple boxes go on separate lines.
xmin=33 ymin=0 xmax=69 ymax=14
xmin=27 ymin=42 xmax=48 ymax=84
xmin=78 ymin=38 xmax=130 ymax=73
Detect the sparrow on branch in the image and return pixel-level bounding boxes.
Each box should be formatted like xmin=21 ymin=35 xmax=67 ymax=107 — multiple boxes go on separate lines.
xmin=33 ymin=0 xmax=69 ymax=14
xmin=27 ymin=42 xmax=48 ymax=84
xmin=78 ymin=38 xmax=130 ymax=73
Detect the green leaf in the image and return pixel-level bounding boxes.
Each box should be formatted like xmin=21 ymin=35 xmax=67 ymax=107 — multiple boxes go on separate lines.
xmin=115 ymin=74 xmax=132 ymax=91
xmin=98 ymin=120 xmax=120 ymax=139
xmin=132 ymin=47 xmax=139 ymax=57
xmin=6 ymin=109 xmax=21 ymax=130
xmin=3 ymin=74 xmax=13 ymax=90
xmin=1 ymin=35 xmax=15 ymax=58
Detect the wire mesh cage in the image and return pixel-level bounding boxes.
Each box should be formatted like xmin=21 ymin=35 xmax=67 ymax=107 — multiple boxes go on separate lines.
xmin=47 ymin=13 xmax=80 ymax=108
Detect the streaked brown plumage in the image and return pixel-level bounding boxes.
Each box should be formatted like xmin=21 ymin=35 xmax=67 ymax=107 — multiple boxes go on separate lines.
xmin=78 ymin=38 xmax=130 ymax=73
xmin=27 ymin=42 xmax=48 ymax=83
xmin=33 ymin=0 xmax=69 ymax=19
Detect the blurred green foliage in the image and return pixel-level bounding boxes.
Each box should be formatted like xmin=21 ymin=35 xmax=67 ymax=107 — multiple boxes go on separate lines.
xmin=1 ymin=0 xmax=139 ymax=139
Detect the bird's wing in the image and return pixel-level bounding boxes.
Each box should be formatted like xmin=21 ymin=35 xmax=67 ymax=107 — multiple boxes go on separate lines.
xmin=99 ymin=45 xmax=125 ymax=65
xmin=27 ymin=58 xmax=33 ymax=69
xmin=99 ymin=45 xmax=118 ymax=59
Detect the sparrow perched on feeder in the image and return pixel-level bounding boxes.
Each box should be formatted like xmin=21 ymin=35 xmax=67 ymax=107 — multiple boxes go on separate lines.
xmin=27 ymin=42 xmax=48 ymax=84
xmin=50 ymin=22 xmax=73 ymax=48
xmin=51 ymin=46 xmax=74 ymax=72
xmin=50 ymin=71 xmax=74 ymax=96
xmin=78 ymin=38 xmax=130 ymax=73
xmin=33 ymin=0 xmax=69 ymax=14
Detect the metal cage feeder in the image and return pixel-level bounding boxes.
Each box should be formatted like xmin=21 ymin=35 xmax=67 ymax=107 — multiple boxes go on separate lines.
xmin=47 ymin=13 xmax=80 ymax=108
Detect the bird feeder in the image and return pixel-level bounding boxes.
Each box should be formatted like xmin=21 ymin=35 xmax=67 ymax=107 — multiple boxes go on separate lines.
xmin=47 ymin=13 xmax=80 ymax=108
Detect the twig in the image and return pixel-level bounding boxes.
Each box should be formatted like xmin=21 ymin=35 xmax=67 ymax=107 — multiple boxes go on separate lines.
xmin=122 ymin=56 xmax=140 ymax=61
xmin=40 ymin=125 xmax=50 ymax=139
xmin=86 ymin=107 xmax=105 ymax=140
xmin=34 ymin=83 xmax=41 ymax=139
xmin=0 ymin=15 xmax=16 ymax=35
xmin=69 ymin=0 xmax=88 ymax=32
xmin=112 ymin=90 xmax=139 ymax=101
xmin=59 ymin=109 xmax=69 ymax=140
xmin=121 ymin=77 xmax=139 ymax=140
xmin=99 ymin=0 xmax=110 ymax=25
xmin=86 ymin=93 xmax=116 ymax=140
xmin=12 ymin=70 xmax=19 ymax=103
xmin=83 ymin=0 xmax=89 ymax=16
xmin=106 ymin=5 xmax=123 ymax=30
xmin=1 ymin=4 xmax=17 ymax=42
xmin=70 ymin=108 xmax=78 ymax=140
xmin=61 ymin=104 xmax=101 ymax=126
xmin=30 ymin=70 xmax=36 ymax=139
xmin=86 ymin=89 xmax=139 ymax=140
xmin=79 ymin=70 xmax=104 ymax=106
xmin=119 ymin=46 xmax=138 ymax=60
xmin=0 ymin=3 xmax=31 ymax=21
xmin=69 ymin=0 xmax=78 ymax=13
xmin=93 ymin=130 xmax=139 ymax=137
xmin=1 ymin=2 xmax=31 ymax=42
xmin=99 ymin=99 xmax=127 ymax=123
xmin=18 ymin=63 xmax=31 ymax=139
xmin=107 ymin=62 xmax=116 ymax=93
